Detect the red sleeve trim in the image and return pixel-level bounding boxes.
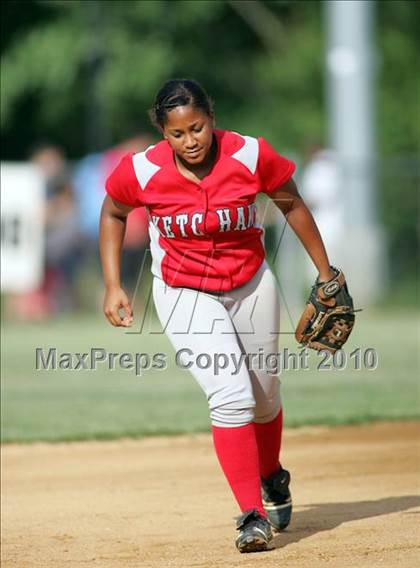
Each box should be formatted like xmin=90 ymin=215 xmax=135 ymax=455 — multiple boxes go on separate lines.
xmin=104 ymin=153 xmax=143 ymax=208
xmin=105 ymin=177 xmax=136 ymax=207
xmin=263 ymin=160 xmax=296 ymax=194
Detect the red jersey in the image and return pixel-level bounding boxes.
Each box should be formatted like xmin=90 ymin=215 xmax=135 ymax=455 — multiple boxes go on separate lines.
xmin=105 ymin=129 xmax=295 ymax=292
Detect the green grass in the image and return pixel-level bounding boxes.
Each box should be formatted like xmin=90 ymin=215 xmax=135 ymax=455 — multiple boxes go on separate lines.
xmin=1 ymin=310 xmax=420 ymax=442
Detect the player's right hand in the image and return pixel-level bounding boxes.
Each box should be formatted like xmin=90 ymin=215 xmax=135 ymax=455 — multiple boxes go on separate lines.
xmin=103 ymin=286 xmax=133 ymax=327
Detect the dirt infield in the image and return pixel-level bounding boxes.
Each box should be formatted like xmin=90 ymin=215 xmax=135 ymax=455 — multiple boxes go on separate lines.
xmin=2 ymin=422 xmax=419 ymax=568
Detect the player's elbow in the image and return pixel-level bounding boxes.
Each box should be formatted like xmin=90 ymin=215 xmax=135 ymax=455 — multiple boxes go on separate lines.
xmin=270 ymin=178 xmax=301 ymax=216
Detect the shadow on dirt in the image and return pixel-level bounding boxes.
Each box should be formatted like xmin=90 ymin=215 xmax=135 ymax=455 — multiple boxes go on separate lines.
xmin=272 ymin=495 xmax=420 ymax=549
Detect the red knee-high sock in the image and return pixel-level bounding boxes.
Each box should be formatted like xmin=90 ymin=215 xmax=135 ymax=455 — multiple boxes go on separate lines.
xmin=254 ymin=408 xmax=283 ymax=479
xmin=211 ymin=423 xmax=266 ymax=516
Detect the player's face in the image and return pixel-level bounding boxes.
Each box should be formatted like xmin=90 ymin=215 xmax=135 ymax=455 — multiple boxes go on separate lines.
xmin=163 ymin=105 xmax=214 ymax=166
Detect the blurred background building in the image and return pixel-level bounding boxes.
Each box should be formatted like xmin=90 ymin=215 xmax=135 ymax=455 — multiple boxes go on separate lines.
xmin=1 ymin=0 xmax=419 ymax=321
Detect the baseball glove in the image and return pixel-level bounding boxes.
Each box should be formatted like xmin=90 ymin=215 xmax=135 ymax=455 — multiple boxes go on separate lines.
xmin=295 ymin=267 xmax=355 ymax=353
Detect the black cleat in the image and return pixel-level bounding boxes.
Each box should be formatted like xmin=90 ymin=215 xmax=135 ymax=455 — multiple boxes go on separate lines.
xmin=261 ymin=468 xmax=292 ymax=531
xmin=235 ymin=509 xmax=273 ymax=553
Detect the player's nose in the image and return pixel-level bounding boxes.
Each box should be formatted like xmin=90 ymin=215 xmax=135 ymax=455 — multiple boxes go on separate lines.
xmin=184 ymin=135 xmax=198 ymax=149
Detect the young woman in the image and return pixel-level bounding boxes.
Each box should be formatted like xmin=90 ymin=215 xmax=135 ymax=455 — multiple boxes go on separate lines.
xmin=99 ymin=79 xmax=335 ymax=553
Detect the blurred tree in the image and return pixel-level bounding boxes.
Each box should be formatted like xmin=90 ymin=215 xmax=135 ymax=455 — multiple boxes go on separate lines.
xmin=375 ymin=1 xmax=420 ymax=288
xmin=1 ymin=0 xmax=324 ymax=157
xmin=1 ymin=0 xmax=419 ymax=294
xmin=2 ymin=1 xmax=419 ymax=158
xmin=377 ymin=1 xmax=420 ymax=155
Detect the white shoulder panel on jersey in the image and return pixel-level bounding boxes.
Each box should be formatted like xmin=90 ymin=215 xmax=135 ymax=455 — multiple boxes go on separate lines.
xmin=231 ymin=134 xmax=259 ymax=175
xmin=132 ymin=146 xmax=161 ymax=190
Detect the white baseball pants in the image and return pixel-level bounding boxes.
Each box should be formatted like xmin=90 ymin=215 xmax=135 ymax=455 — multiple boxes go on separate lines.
xmin=152 ymin=260 xmax=282 ymax=427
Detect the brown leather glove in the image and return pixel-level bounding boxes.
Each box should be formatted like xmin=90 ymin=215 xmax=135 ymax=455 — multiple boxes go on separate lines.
xmin=295 ymin=267 xmax=355 ymax=353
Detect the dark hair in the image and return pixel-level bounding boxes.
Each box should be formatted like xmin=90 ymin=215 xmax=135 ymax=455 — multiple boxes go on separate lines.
xmin=149 ymin=78 xmax=214 ymax=129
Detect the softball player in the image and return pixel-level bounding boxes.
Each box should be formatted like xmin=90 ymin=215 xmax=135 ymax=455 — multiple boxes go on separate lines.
xmin=99 ymin=79 xmax=334 ymax=553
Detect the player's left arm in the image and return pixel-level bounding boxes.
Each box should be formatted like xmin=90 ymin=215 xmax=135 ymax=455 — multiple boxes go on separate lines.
xmin=269 ymin=178 xmax=334 ymax=282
